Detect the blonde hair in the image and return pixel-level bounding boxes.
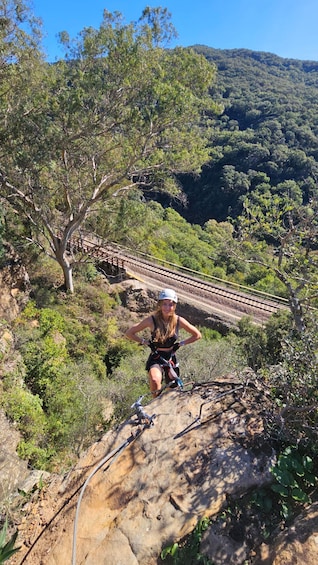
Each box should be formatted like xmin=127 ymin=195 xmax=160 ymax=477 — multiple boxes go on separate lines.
xmin=153 ymin=301 xmax=177 ymax=343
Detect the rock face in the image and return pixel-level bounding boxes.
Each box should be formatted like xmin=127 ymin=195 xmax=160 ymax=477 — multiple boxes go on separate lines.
xmin=0 ymin=409 xmax=30 ymax=502
xmin=11 ymin=377 xmax=277 ymax=565
xmin=0 ymin=244 xmax=30 ymax=322
xmin=5 ymin=377 xmax=318 ymax=565
xmin=0 ymin=251 xmax=38 ymax=507
xmin=255 ymin=502 xmax=318 ymax=564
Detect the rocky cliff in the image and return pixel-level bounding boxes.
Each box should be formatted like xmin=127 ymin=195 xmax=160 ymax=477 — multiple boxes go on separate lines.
xmin=10 ymin=374 xmax=275 ymax=565
xmin=0 ymin=248 xmax=35 ymax=509
xmin=7 ymin=371 xmax=318 ymax=565
xmin=0 ymin=244 xmax=30 ymax=323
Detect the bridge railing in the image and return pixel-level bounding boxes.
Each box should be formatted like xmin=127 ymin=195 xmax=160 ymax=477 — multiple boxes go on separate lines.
xmin=75 ymin=233 xmax=289 ymax=307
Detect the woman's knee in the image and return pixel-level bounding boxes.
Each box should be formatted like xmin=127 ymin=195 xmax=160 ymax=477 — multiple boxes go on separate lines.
xmin=148 ymin=366 xmax=162 ymax=389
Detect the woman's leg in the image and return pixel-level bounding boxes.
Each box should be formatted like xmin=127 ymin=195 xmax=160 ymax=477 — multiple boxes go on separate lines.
xmin=148 ymin=364 xmax=163 ymax=397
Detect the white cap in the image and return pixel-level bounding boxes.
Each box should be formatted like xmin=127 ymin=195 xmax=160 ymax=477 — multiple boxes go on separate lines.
xmin=158 ymin=289 xmax=178 ymax=303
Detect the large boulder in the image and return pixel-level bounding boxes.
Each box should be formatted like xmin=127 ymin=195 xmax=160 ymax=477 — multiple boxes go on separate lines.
xmin=11 ymin=377 xmax=276 ymax=565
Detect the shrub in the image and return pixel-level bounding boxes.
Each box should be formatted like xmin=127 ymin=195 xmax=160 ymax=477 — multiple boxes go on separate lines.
xmin=270 ymin=446 xmax=317 ymax=520
xmin=1 ymin=386 xmax=47 ymax=442
xmin=106 ymin=353 xmax=149 ymax=423
xmin=0 ymin=519 xmax=20 ymax=563
xmin=17 ymin=441 xmax=54 ymax=470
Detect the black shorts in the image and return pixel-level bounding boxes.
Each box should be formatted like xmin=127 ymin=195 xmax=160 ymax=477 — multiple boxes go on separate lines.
xmin=146 ymin=351 xmax=180 ymax=382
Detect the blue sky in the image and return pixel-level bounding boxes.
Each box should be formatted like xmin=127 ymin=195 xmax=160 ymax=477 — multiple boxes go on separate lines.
xmin=32 ymin=0 xmax=318 ymax=62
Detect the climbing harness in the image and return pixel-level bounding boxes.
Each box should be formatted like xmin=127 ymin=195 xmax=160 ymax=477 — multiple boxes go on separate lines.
xmin=158 ymin=351 xmax=184 ymax=388
xmin=149 ymin=345 xmax=184 ymax=390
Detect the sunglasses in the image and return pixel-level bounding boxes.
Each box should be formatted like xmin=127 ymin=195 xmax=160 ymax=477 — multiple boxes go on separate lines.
xmin=161 ymin=300 xmax=175 ymax=307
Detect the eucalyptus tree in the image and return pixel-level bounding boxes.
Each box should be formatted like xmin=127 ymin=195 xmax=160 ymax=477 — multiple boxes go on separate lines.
xmin=238 ymin=183 xmax=318 ymax=451
xmin=1 ymin=7 xmax=218 ymax=292
xmin=238 ymin=180 xmax=318 ymax=333
xmin=0 ymin=0 xmax=43 ymax=110
xmin=0 ymin=0 xmax=44 ymax=252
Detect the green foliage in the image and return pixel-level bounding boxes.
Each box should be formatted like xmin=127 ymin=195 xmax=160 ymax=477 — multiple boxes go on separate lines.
xmin=1 ymin=348 xmax=105 ymax=468
xmin=199 ymin=327 xmax=222 ymax=341
xmin=0 ymin=386 xmax=46 ymax=442
xmin=160 ymin=517 xmax=213 ymax=564
xmin=38 ymin=308 xmax=65 ymax=334
xmin=270 ymin=446 xmax=317 ymax=520
xmin=18 ymin=300 xmax=38 ymax=320
xmin=250 ymin=487 xmax=273 ymax=517
xmin=0 ymin=519 xmax=20 ymax=563
xmin=234 ymin=310 xmax=318 ymax=454
xmin=2 ymin=274 xmax=125 ymax=468
xmin=261 ymin=310 xmax=292 ymax=365
xmin=75 ymin=262 xmax=99 ymax=282
xmin=17 ymin=441 xmax=54 ymax=470
xmin=252 ymin=271 xmax=286 ymax=297
xmin=179 ymin=336 xmax=243 ymax=382
xmin=19 ymin=330 xmax=68 ymax=400
xmin=105 ymin=350 xmax=150 ymax=422
xmin=261 ymin=314 xmax=318 ymax=450
xmin=209 ymin=51 xmax=318 ymax=327
xmin=181 ymin=46 xmax=318 ymax=227
xmin=236 ymin=317 xmax=269 ymax=371
xmin=93 ymin=191 xmax=241 ymax=286
xmin=1 ymin=6 xmax=218 ymax=292
xmin=235 ymin=309 xmax=296 ymax=370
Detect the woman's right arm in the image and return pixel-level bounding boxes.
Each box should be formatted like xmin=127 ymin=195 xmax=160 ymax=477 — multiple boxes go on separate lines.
xmin=125 ymin=316 xmax=153 ymax=345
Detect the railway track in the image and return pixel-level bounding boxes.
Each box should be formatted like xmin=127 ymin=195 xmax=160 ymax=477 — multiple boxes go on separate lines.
xmin=75 ymin=237 xmax=288 ymax=325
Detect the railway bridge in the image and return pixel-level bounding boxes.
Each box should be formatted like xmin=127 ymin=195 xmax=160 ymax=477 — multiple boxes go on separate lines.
xmin=72 ymin=236 xmax=288 ymax=328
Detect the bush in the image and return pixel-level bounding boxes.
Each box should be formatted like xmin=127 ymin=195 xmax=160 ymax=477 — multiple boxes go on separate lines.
xmin=17 ymin=441 xmax=54 ymax=470
xmin=1 ymin=386 xmax=47 ymax=442
xmin=270 ymin=446 xmax=317 ymax=520
xmin=253 ymin=311 xmax=318 ymax=456
xmin=106 ymin=350 xmax=149 ymax=422
xmin=179 ymin=336 xmax=243 ymax=382
xmin=236 ymin=310 xmax=291 ymax=370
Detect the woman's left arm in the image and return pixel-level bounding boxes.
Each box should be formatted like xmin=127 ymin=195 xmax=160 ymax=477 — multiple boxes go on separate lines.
xmin=178 ymin=317 xmax=202 ymax=346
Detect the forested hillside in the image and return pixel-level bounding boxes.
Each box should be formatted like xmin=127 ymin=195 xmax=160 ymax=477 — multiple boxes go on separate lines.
xmin=1 ymin=6 xmax=318 ymax=561
xmin=172 ymin=46 xmax=318 ymax=224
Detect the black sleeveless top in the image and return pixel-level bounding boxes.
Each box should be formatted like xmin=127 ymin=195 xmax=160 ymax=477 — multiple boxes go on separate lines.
xmin=150 ymin=315 xmax=179 ymax=349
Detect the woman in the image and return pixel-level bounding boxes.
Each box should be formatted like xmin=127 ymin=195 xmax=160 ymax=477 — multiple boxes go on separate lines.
xmin=125 ymin=289 xmax=201 ymax=396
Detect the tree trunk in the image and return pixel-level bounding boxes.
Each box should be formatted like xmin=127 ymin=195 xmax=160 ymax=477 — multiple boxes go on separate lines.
xmin=54 ymin=237 xmax=74 ymax=293
xmin=287 ymin=289 xmax=305 ymax=333
xmin=61 ymin=261 xmax=74 ymax=293
xmin=275 ymin=270 xmax=305 ymax=333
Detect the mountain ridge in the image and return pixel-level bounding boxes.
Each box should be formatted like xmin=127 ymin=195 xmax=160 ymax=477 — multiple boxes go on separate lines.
xmin=155 ymin=44 xmax=318 ymax=225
